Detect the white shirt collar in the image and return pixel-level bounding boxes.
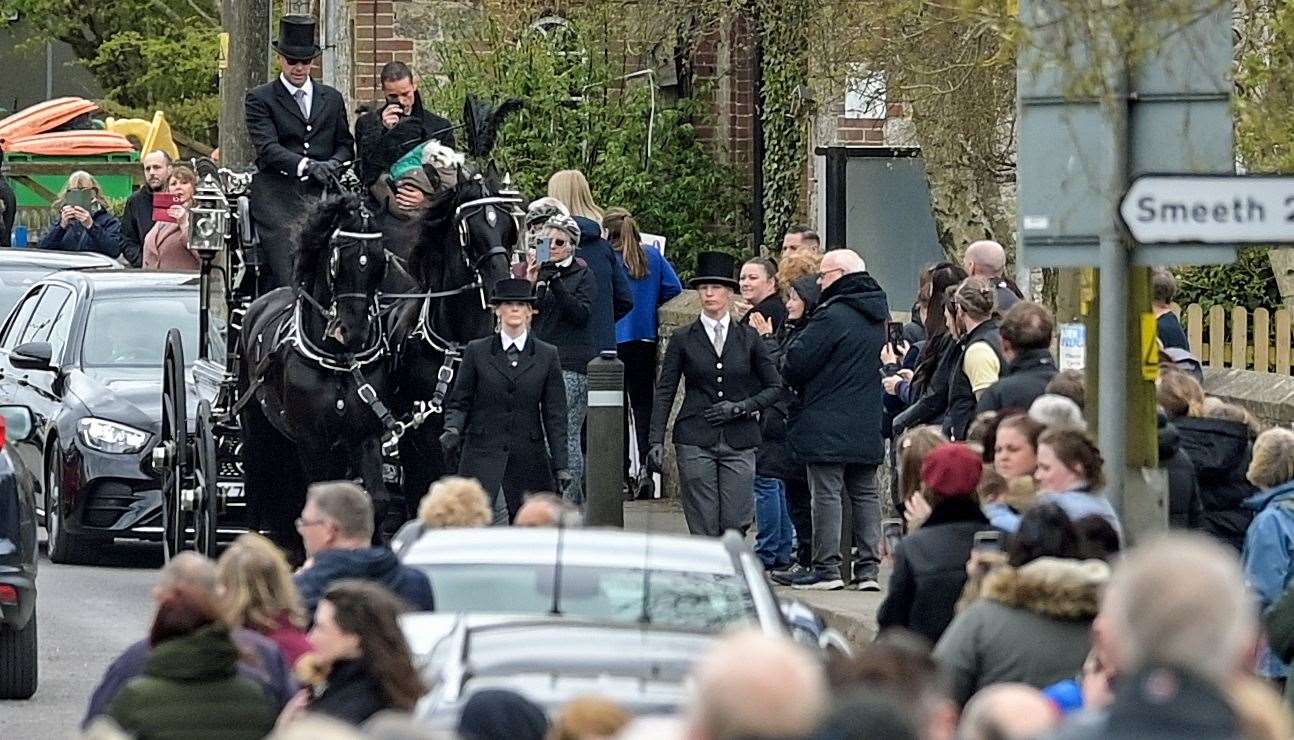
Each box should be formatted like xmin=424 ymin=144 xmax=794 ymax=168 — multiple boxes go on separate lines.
xmin=500 ymin=330 xmax=528 ymax=352
xmin=699 ymin=312 xmax=730 ymax=335
xmin=556 ymin=255 xmax=574 ymax=269
xmin=280 ymin=75 xmax=313 ymax=99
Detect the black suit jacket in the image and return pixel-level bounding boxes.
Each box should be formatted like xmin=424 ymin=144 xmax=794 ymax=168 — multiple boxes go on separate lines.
xmin=444 ymin=334 xmax=568 ymax=518
xmin=651 ymin=318 xmax=781 ymax=450
xmin=245 ymin=78 xmax=354 ymax=178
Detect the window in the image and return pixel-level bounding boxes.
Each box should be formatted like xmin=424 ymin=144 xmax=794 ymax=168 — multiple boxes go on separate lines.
xmin=844 ymin=66 xmax=888 ymax=120
xmin=1 ymin=289 xmax=43 ymax=351
xmin=81 ymin=293 xmax=200 ymax=367
xmin=18 ymin=285 xmax=70 ymax=350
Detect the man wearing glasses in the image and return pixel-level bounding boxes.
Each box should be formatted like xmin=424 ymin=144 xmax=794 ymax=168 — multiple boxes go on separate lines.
xmin=245 ymin=15 xmax=355 ymax=289
xmin=781 ymin=249 xmax=891 ymax=592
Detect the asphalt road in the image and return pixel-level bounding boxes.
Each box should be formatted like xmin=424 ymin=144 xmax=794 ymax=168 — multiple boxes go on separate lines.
xmin=0 ymin=536 xmax=158 ymax=738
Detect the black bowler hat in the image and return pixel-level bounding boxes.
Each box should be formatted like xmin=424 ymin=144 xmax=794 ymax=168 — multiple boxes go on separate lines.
xmin=689 ymin=251 xmax=739 ymax=290
xmin=273 ymin=15 xmax=323 ymax=60
xmin=489 ymin=278 xmax=538 ymax=305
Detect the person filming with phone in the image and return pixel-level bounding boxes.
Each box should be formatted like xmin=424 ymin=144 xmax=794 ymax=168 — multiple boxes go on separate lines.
xmin=142 ymin=165 xmax=201 ymax=271
xmin=354 ymin=61 xmax=456 ymax=206
xmin=39 ymin=170 xmax=123 ymax=258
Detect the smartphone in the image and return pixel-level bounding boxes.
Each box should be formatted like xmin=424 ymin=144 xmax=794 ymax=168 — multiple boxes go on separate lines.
xmin=384 ymin=94 xmax=407 ymax=116
xmin=152 ymin=192 xmax=179 ymax=223
xmin=535 ymin=236 xmax=552 ymax=265
xmin=887 ymin=321 xmax=905 ymax=351
xmin=63 ymin=189 xmax=92 ymax=211
xmin=973 ymin=529 xmax=1003 ymax=553
xmin=882 ymin=518 xmax=904 ymax=554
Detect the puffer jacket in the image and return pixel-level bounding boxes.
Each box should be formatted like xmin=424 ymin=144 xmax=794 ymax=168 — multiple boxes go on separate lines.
xmin=935 ymin=557 xmax=1109 ymax=705
xmin=105 ymin=625 xmax=277 ymax=740
xmin=1176 ymin=416 xmax=1257 ymax=551
xmin=1243 ymin=480 xmax=1294 ymax=678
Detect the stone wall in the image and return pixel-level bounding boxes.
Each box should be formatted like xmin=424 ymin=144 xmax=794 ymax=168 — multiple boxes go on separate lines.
xmin=654 ymin=290 xmax=703 ymax=500
xmin=1202 ymin=368 xmax=1294 ymax=428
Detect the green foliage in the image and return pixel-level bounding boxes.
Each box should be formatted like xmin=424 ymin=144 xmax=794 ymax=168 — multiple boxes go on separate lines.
xmin=3 ymin=0 xmax=220 ymax=145
xmin=422 ymin=9 xmax=747 ymax=276
xmin=1174 ymin=248 xmax=1281 ymax=312
xmin=756 ymin=0 xmax=814 ymax=248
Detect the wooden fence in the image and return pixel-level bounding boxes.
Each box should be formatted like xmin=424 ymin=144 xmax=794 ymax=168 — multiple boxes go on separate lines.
xmin=1183 ymin=304 xmax=1293 ymax=375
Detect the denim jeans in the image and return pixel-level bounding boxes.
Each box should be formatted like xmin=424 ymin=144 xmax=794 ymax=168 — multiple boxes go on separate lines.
xmin=754 ymin=476 xmax=794 ymax=568
xmin=807 ymin=463 xmax=881 ymax=581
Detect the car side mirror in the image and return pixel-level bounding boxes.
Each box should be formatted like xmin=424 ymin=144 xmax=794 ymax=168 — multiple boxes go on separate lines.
xmin=10 ymin=342 xmax=53 ymax=372
xmin=0 ymin=405 xmax=35 ymax=442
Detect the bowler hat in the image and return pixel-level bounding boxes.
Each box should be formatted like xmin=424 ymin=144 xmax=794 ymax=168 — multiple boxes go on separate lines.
xmin=490 ymin=278 xmax=538 ymax=305
xmin=273 ymin=15 xmax=323 ymax=60
xmin=689 ymin=251 xmax=739 ymax=290
xmin=920 ymin=443 xmax=983 ymax=498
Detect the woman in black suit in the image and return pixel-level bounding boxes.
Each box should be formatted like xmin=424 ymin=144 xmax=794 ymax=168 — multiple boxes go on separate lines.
xmin=648 ymin=252 xmax=782 ymax=537
xmin=440 ymin=279 xmax=570 ymax=523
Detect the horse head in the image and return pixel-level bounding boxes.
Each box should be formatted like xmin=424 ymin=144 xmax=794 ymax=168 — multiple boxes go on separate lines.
xmin=450 ymin=164 xmax=523 ymax=305
xmin=295 ymin=194 xmax=389 ymax=353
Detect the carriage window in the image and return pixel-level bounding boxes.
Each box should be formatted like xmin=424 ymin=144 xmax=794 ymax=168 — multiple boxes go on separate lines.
xmin=81 ymin=293 xmax=200 ymax=367
xmin=0 ymin=289 xmax=42 ymax=351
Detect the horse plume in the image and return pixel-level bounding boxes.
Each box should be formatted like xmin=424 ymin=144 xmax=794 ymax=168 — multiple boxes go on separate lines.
xmin=294 ymin=194 xmax=363 ymax=287
xmin=463 ymin=94 xmax=524 ymax=159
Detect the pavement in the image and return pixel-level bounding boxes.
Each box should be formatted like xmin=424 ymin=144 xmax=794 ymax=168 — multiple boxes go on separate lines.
xmin=624 ymin=498 xmax=886 ymax=647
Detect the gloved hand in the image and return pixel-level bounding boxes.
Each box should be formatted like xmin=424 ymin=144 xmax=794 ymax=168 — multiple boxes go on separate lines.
xmin=439 ymin=428 xmax=461 ymax=454
xmin=646 ymin=444 xmax=664 ymax=474
xmin=537 ymin=263 xmax=561 ymax=283
xmin=555 ymin=469 xmax=574 ymax=488
xmin=703 ymin=400 xmax=746 ymax=425
xmin=305 ymin=160 xmax=335 ymax=186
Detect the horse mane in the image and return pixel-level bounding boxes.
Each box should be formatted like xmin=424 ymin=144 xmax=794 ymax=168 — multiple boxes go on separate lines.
xmin=294 ymin=194 xmax=366 ymax=288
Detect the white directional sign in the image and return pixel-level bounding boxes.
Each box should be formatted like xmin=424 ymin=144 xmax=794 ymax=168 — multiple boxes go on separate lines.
xmin=1120 ymin=175 xmax=1294 ymax=245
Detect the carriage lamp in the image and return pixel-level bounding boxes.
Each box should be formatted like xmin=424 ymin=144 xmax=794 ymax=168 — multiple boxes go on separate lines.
xmin=189 ymin=174 xmax=230 ymax=258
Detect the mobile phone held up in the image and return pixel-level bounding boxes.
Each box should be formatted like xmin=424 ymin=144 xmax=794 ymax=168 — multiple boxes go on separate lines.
xmin=882 ymin=518 xmax=904 ymax=554
xmin=384 ymin=94 xmax=408 ymax=118
xmin=973 ymin=529 xmax=1003 ymax=553
xmin=534 ymin=236 xmax=552 ymax=265
xmin=887 ymin=321 xmax=905 ymax=352
xmin=63 ymin=189 xmax=92 ymax=212
xmin=152 ymin=192 xmax=179 ymax=223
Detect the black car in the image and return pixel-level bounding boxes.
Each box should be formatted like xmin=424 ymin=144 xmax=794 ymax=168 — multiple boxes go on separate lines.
xmin=0 ymin=404 xmax=39 ymax=699
xmin=0 ymin=270 xmax=199 ymax=563
xmin=0 ymin=248 xmax=120 ymax=320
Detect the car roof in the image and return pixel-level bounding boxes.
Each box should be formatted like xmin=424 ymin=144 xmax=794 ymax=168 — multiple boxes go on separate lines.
xmin=0 ymin=247 xmax=119 ymax=270
xmin=401 ymin=527 xmax=740 ymax=575
xmin=43 ymin=269 xmax=200 ymax=295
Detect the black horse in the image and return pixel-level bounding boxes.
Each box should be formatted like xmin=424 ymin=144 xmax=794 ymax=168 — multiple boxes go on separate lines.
xmin=238 ymin=194 xmax=393 ymax=550
xmin=386 ymin=165 xmax=523 ymax=519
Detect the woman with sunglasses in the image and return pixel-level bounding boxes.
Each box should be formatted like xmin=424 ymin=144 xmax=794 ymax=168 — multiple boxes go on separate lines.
xmin=527 ymin=214 xmax=595 ymax=505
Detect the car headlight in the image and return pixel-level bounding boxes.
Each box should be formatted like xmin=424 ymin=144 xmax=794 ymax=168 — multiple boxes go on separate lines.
xmin=77 ymin=418 xmax=150 ymax=454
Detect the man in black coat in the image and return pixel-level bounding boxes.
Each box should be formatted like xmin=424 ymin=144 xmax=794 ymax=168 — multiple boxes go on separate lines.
xmin=649 ymin=251 xmax=781 ymax=537
xmin=976 ymin=301 xmax=1057 ymax=415
xmin=354 ymin=61 xmax=455 ymax=194
xmin=441 ymin=279 xmax=570 ymax=522
xmin=119 ymin=150 xmax=172 ymax=267
xmin=245 ymin=15 xmax=355 ymax=289
xmin=782 ymin=249 xmax=889 ymax=591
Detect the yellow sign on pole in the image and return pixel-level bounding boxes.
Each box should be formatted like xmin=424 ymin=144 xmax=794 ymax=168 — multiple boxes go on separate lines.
xmin=1141 ymin=313 xmax=1160 ymax=381
xmin=218 ymin=32 xmax=230 ymax=71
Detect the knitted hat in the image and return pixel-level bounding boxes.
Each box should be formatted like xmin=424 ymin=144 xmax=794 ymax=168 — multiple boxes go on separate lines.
xmin=920 ymin=443 xmax=983 ymax=498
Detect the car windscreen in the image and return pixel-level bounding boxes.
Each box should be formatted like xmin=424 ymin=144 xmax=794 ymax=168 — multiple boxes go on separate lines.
xmin=0 ymin=267 xmax=47 ymax=320
xmin=417 ymin=564 xmax=757 ymax=633
xmin=81 ymin=292 xmax=200 ymax=367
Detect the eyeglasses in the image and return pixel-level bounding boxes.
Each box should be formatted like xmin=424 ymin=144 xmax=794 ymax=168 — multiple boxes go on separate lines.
xmin=817 ymin=268 xmax=844 ymax=281
xmin=551 ymin=239 xmax=568 ymax=247
xmin=295 ymin=516 xmax=329 ymax=530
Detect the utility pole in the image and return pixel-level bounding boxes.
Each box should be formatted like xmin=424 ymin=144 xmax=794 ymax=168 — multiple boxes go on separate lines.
xmin=218 ymin=0 xmax=271 ymax=168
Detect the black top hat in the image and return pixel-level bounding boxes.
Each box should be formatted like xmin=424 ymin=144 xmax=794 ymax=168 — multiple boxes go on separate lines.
xmin=273 ymin=15 xmax=323 ymax=60
xmin=689 ymin=251 xmax=739 ymax=290
xmin=490 ymin=278 xmax=538 ymax=305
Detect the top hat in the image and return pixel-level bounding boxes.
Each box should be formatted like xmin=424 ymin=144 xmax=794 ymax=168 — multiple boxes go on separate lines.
xmin=273 ymin=15 xmax=323 ymax=60
xmin=689 ymin=251 xmax=739 ymax=290
xmin=490 ymin=278 xmax=538 ymax=305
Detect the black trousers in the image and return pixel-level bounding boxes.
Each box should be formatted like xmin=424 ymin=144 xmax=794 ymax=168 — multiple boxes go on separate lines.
xmin=619 ymin=340 xmax=658 ymax=473
xmin=785 ymin=477 xmax=813 ymax=566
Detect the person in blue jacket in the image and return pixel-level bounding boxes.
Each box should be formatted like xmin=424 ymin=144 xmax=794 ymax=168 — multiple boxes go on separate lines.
xmin=39 ymin=171 xmax=124 ymax=258
xmin=606 ymin=207 xmax=682 ymax=490
xmin=1241 ymin=426 xmax=1294 ymax=681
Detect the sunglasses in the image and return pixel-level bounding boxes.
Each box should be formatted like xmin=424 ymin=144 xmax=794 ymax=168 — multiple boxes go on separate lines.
xmin=284 ymin=57 xmax=313 ymax=67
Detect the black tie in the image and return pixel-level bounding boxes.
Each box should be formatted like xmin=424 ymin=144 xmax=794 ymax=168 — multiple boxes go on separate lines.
xmin=507 ymin=344 xmax=520 ymax=365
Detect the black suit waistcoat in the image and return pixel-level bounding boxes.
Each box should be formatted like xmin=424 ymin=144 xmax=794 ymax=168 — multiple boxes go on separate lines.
xmin=650 ymin=318 xmax=782 ymax=450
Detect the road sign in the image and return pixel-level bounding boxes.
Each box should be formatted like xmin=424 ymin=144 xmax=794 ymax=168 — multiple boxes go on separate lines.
xmin=1121 ymin=175 xmax=1294 ymax=245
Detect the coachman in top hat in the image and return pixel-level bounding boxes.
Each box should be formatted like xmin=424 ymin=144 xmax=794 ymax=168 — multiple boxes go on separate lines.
xmin=245 ymin=15 xmax=355 ymax=288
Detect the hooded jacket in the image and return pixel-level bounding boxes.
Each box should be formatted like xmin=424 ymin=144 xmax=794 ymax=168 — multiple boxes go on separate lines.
xmin=1242 ymin=479 xmax=1294 ymax=678
xmin=934 ymin=557 xmax=1109 ymax=705
xmin=575 ymin=216 xmax=634 ymax=353
xmin=756 ymin=276 xmax=821 ymax=480
xmin=783 ymin=271 xmax=890 ymax=465
xmin=975 ymin=347 xmax=1057 ymax=415
xmin=877 ymin=497 xmax=991 ymax=645
xmin=1175 ymin=416 xmax=1257 ymax=550
xmin=1158 ymin=415 xmax=1203 ymax=530
xmin=294 ymin=546 xmax=435 ymax=615
xmin=105 ymin=625 xmax=278 ymax=740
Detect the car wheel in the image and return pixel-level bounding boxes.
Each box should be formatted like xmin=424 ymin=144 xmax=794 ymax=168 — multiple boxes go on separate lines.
xmin=46 ymin=448 xmax=93 ymax=565
xmin=0 ymin=611 xmax=37 ymax=699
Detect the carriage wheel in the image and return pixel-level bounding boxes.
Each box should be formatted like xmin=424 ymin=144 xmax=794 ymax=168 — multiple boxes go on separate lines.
xmin=161 ymin=329 xmax=194 ymax=561
xmin=194 ymin=400 xmax=219 ymax=558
